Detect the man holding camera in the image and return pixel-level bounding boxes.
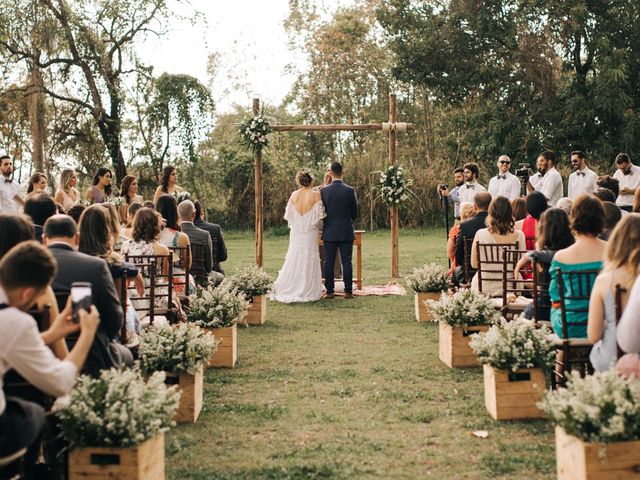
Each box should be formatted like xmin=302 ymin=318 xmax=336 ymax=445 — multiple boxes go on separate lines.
xmin=568 ymin=150 xmax=598 ymax=199
xmin=438 ymin=167 xmax=464 ymax=219
xmin=527 ymin=150 xmax=563 ymax=206
xmin=488 ymin=155 xmax=520 ymax=200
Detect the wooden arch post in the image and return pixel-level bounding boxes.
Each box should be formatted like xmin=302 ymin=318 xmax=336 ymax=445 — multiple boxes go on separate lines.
xmin=388 ymin=94 xmax=399 ymax=278
xmin=254 ymin=98 xmax=264 ymax=267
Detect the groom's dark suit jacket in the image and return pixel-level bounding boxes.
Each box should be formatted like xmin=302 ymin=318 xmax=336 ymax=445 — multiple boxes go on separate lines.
xmin=320 ymin=180 xmax=358 ymax=242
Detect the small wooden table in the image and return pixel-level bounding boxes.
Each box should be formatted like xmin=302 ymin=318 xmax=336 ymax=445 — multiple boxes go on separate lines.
xmin=319 ymin=230 xmax=364 ymax=290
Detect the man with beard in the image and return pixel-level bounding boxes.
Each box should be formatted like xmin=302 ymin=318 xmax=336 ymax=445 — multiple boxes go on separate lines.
xmin=527 ymin=150 xmax=563 ymax=206
xmin=438 ymin=167 xmax=465 ymax=220
xmin=0 ymin=156 xmax=24 ymax=214
xmin=568 ymin=150 xmax=598 ymax=199
xmin=613 ymin=153 xmax=640 ymax=211
xmin=457 ymin=162 xmax=486 ymax=205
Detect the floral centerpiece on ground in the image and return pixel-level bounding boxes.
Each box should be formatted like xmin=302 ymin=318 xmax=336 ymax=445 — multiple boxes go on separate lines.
xmin=173 ymin=190 xmax=191 ymax=204
xmin=238 ymin=114 xmax=271 ymax=154
xmin=469 ymin=318 xmax=555 ymax=372
xmin=378 ymin=164 xmax=413 ymax=208
xmin=187 ymin=283 xmax=250 ymax=328
xmin=55 ymin=368 xmax=180 ymax=448
xmin=427 ymin=289 xmax=500 ymax=328
xmin=540 ymin=370 xmax=640 ymax=443
xmin=406 ymin=263 xmax=449 ymax=293
xmin=223 ymin=265 xmax=274 ymax=301
xmin=139 ymin=323 xmax=218 ymax=375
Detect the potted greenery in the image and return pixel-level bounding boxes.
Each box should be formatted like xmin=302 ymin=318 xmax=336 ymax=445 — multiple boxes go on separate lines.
xmin=405 ymin=263 xmax=449 ymax=322
xmin=56 ymin=368 xmax=180 ymax=480
xmin=224 ymin=265 xmax=273 ymax=325
xmin=427 ymin=289 xmax=499 ymax=368
xmin=187 ymin=283 xmax=249 ymax=368
xmin=539 ymin=370 xmax=640 ymax=479
xmin=469 ymin=318 xmax=554 ymax=420
xmin=140 ymin=323 xmax=217 ymax=423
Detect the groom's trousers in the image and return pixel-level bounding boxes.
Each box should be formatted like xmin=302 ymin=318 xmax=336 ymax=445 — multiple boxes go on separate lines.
xmin=324 ymin=241 xmax=353 ymax=294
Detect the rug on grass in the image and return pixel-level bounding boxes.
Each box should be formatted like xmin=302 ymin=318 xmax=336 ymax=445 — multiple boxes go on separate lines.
xmin=331 ymin=281 xmax=407 ymax=297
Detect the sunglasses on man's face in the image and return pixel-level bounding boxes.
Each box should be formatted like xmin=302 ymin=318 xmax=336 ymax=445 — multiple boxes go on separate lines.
xmin=499 ymin=161 xmax=510 ymax=165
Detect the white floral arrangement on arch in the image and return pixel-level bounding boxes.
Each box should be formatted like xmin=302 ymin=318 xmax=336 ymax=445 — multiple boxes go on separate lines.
xmin=378 ymin=164 xmax=413 ymax=208
xmin=405 ymin=263 xmax=449 ymax=293
xmin=469 ymin=318 xmax=555 ymax=372
xmin=539 ymin=369 xmax=640 ymax=443
xmin=139 ymin=323 xmax=218 ymax=375
xmin=54 ymin=368 xmax=180 ymax=448
xmin=427 ymin=289 xmax=500 ymax=328
xmin=187 ymin=283 xmax=250 ymax=328
xmin=173 ymin=190 xmax=191 ymax=204
xmin=223 ymin=265 xmax=274 ymax=300
xmin=238 ymin=114 xmax=271 ymax=154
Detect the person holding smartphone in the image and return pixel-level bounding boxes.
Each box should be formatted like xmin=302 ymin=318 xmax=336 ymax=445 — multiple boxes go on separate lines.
xmin=0 ymin=241 xmax=100 ymax=474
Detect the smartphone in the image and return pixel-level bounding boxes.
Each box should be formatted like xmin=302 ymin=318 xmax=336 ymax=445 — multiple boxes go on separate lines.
xmin=71 ymin=282 xmax=92 ymax=324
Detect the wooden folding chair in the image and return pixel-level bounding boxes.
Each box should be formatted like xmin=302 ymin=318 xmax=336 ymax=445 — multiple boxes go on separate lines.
xmin=169 ymin=246 xmax=191 ymax=298
xmin=124 ymin=254 xmax=173 ymax=326
xmin=190 ymin=243 xmax=209 ymax=288
xmin=532 ymin=257 xmax=552 ymax=327
xmin=552 ymin=268 xmax=600 ymax=388
xmin=614 ymin=283 xmax=628 ymax=360
xmin=474 ymin=242 xmax=518 ymax=303
xmin=459 ymin=236 xmax=475 ymax=288
xmin=501 ymin=248 xmax=532 ymax=318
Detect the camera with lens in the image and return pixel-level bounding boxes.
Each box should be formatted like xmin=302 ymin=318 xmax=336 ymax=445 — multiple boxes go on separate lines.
xmin=438 ymin=184 xmax=448 ymax=190
xmin=515 ymin=164 xmax=531 ymax=179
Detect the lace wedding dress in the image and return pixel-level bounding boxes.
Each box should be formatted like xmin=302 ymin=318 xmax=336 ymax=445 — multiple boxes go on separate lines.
xmin=271 ymin=199 xmax=326 ymax=303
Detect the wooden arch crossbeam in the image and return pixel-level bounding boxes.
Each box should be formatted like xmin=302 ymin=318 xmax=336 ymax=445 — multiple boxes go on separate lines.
xmin=252 ymin=94 xmax=413 ymax=278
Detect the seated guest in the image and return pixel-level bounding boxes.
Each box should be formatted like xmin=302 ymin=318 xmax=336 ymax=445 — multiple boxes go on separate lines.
xmin=447 ymin=202 xmax=474 ymax=275
xmin=594 ymin=187 xmax=616 ymax=204
xmin=66 ymin=203 xmax=86 ymax=224
xmin=600 ymin=201 xmax=622 ymax=241
xmin=555 ymin=197 xmax=573 ymax=215
xmin=516 ymin=191 xmax=548 ymax=250
xmin=122 ymin=202 xmax=143 ymax=239
xmin=23 ymin=193 xmax=57 ymax=242
xmin=178 ymin=200 xmax=224 ymax=286
xmin=588 ymin=215 xmax=640 ymax=371
xmin=0 ymin=241 xmax=99 ymax=473
xmin=43 ymin=215 xmax=132 ymax=376
xmin=618 ymin=273 xmax=640 ymax=355
xmin=470 ymin=195 xmax=526 ymax=296
xmin=597 ymin=175 xmax=620 ymax=201
xmin=514 ymin=208 xmax=574 ymax=320
xmin=454 ymin=192 xmax=492 ymax=284
xmin=511 ymin=197 xmax=527 ymax=222
xmin=549 ymin=195 xmax=606 ymax=338
xmin=194 ymin=200 xmax=228 ymax=274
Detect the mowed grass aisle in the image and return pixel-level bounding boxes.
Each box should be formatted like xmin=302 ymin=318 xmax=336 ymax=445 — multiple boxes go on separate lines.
xmin=166 ymin=229 xmax=555 ymax=479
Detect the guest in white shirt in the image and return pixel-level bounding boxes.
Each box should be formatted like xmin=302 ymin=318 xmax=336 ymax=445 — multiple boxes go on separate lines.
xmin=0 ymin=156 xmax=24 ymax=214
xmin=488 ymin=155 xmax=520 ymax=201
xmin=612 ymin=153 xmax=640 ymax=211
xmin=527 ymin=150 xmax=563 ymax=206
xmin=459 ymin=162 xmax=487 ymax=204
xmin=568 ymin=150 xmax=598 ymax=199
xmin=0 ymin=241 xmax=99 ymax=469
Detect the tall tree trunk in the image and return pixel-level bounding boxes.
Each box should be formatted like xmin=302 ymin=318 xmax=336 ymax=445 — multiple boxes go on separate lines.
xmin=422 ymin=86 xmax=435 ymax=165
xmin=27 ymin=57 xmax=46 ymax=173
xmin=97 ymin=111 xmax=127 ymax=182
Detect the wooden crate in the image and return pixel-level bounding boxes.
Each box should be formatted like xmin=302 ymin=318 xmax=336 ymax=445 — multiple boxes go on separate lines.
xmin=206 ymin=325 xmax=237 ymax=368
xmin=69 ymin=433 xmax=164 ymax=480
xmin=165 ymin=365 xmax=203 ymax=423
xmin=483 ymin=365 xmax=545 ymax=420
xmin=555 ymin=426 xmax=640 ymax=479
xmin=415 ymin=292 xmax=441 ymax=322
xmin=438 ymin=323 xmax=489 ymax=368
xmin=246 ymin=295 xmax=267 ymax=325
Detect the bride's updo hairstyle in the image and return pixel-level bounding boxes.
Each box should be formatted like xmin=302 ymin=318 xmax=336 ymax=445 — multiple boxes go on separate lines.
xmin=296 ymin=170 xmax=313 ymax=187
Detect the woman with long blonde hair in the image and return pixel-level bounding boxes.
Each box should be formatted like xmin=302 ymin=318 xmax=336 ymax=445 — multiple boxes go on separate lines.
xmin=588 ymin=214 xmax=640 ymax=370
xmin=54 ymin=169 xmax=81 ymax=211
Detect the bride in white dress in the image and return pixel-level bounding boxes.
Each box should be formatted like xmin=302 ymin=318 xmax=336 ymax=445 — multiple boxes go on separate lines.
xmin=271 ymin=171 xmax=326 ymax=303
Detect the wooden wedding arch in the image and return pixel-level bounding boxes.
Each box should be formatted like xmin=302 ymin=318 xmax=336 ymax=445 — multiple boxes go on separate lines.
xmin=252 ymin=93 xmax=413 ymax=279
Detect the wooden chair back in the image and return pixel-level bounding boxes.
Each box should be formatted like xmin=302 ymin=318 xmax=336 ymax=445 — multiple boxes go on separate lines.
xmin=532 ymin=257 xmax=552 ymax=322
xmin=169 ymin=246 xmax=191 ymax=297
xmin=501 ymin=248 xmax=531 ymax=314
xmin=190 ymin=243 xmax=208 ymax=287
xmin=124 ymin=255 xmax=172 ymax=322
xmin=114 ymin=269 xmax=128 ymax=342
xmin=615 ymin=283 xmax=628 ymax=359
xmin=461 ymin=236 xmax=474 ymax=286
xmin=475 ymin=242 xmax=518 ymax=294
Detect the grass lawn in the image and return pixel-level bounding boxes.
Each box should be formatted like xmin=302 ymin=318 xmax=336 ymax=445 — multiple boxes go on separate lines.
xmin=166 ymin=228 xmax=555 ymax=479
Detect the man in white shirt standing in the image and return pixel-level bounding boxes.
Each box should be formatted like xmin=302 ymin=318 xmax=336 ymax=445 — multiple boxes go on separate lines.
xmin=488 ymin=155 xmax=520 ymax=201
xmin=612 ymin=153 xmax=640 ymax=211
xmin=568 ymin=150 xmax=598 ymax=199
xmin=458 ymin=162 xmax=487 ymax=204
xmin=527 ymin=150 xmax=563 ymax=206
xmin=0 ymin=155 xmax=23 ymax=214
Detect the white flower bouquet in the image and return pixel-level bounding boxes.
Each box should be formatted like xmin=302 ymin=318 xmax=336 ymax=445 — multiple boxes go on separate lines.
xmin=539 ymin=370 xmax=640 ymax=443
xmin=223 ymin=265 xmax=274 ymax=300
xmin=469 ymin=318 xmax=555 ymax=372
xmin=187 ymin=282 xmax=250 ymax=328
xmin=406 ymin=263 xmax=449 ymax=293
xmin=139 ymin=323 xmax=218 ymax=375
xmin=106 ymin=196 xmax=123 ymax=208
xmin=378 ymin=164 xmax=413 ymax=208
xmin=238 ymin=114 xmax=271 ymax=153
xmin=173 ymin=190 xmax=191 ymax=204
xmin=427 ymin=289 xmax=500 ymax=328
xmin=55 ymin=368 xmax=180 ymax=448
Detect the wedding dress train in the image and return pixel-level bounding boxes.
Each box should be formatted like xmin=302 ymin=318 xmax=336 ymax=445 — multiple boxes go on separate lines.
xmin=271 ymin=200 xmax=325 ymax=303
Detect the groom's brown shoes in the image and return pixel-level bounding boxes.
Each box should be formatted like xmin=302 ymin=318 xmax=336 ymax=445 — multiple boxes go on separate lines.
xmin=344 ymin=292 xmax=354 ymax=299
xmin=325 ymin=293 xmax=335 ymax=299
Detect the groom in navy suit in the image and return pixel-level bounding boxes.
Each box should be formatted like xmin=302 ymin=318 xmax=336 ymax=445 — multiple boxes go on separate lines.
xmin=321 ymin=162 xmax=358 ymax=299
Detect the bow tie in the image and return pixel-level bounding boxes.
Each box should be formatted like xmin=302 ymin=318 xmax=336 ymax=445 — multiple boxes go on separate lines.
xmin=624 ymin=170 xmax=633 ymax=176
xmin=465 ymin=183 xmax=474 ymax=189
xmin=576 ymin=171 xmax=585 ymax=176
xmin=2 ymin=177 xmax=11 ymax=183
xmin=538 ymin=172 xmax=545 ymax=177
xmin=497 ymin=174 xmax=506 ymax=180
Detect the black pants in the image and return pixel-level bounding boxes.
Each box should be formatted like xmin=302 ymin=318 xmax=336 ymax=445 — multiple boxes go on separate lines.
xmin=324 ymin=241 xmax=353 ymax=294
xmin=0 ymin=396 xmax=45 ymax=474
